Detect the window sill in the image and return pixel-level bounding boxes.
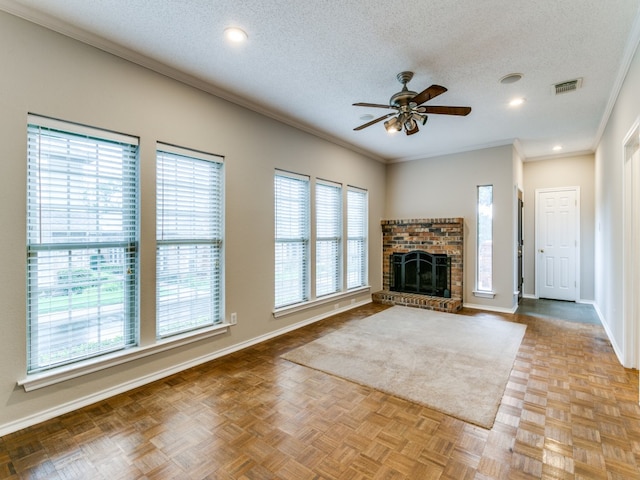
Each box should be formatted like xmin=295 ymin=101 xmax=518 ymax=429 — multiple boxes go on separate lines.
xmin=273 ymin=286 xmax=371 ymax=318
xmin=18 ymin=323 xmax=230 ymax=392
xmin=473 ymin=290 xmax=496 ymax=299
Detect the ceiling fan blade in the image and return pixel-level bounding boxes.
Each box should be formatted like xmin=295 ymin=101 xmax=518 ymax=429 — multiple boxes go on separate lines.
xmin=423 ymin=105 xmax=472 ymax=116
xmin=353 ymin=113 xmax=395 ymax=131
xmin=353 ymin=102 xmax=393 ymax=109
xmin=411 ymin=84 xmax=448 ymax=106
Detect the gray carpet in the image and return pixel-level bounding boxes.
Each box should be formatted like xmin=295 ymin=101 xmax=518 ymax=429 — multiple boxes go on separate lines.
xmin=282 ymin=306 xmax=526 ymax=429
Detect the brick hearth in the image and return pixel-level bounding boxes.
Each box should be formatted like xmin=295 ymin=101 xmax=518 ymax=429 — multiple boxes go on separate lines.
xmin=372 ymin=217 xmax=464 ymax=313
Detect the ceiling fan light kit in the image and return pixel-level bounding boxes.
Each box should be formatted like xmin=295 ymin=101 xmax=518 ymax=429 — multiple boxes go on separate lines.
xmin=384 ymin=117 xmax=401 ymax=133
xmin=353 ymin=71 xmax=471 ymax=136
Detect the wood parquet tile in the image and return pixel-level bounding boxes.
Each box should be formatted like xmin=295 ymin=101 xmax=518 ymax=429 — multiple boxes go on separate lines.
xmin=1 ymin=303 xmax=640 ymax=479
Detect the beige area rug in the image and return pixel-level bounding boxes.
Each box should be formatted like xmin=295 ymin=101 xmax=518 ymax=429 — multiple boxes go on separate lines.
xmin=282 ymin=306 xmax=526 ymax=429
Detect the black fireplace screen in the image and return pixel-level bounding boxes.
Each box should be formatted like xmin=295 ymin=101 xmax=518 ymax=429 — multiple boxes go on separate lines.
xmin=390 ymin=250 xmax=451 ymax=298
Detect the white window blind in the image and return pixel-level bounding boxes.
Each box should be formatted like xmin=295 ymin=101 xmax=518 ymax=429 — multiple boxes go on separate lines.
xmin=274 ymin=171 xmax=310 ymax=308
xmin=316 ymin=180 xmax=342 ymax=296
xmin=156 ymin=144 xmax=224 ymax=338
xmin=26 ymin=115 xmax=139 ymax=373
xmin=347 ymin=187 xmax=368 ymax=289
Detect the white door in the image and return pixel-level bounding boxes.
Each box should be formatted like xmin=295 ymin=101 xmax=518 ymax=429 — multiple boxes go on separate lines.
xmin=536 ymin=188 xmax=578 ymax=301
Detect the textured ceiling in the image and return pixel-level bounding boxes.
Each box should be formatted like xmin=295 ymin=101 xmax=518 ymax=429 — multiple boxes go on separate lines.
xmin=2 ymin=0 xmax=640 ymax=162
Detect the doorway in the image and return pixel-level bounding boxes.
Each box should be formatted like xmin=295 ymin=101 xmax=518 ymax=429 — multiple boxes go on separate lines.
xmin=535 ymin=187 xmax=580 ymax=301
xmin=517 ymin=189 xmax=524 ymax=303
xmin=623 ymin=119 xmax=640 ymax=370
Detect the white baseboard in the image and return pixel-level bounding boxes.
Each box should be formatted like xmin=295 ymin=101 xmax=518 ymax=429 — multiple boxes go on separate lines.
xmin=591 ymin=302 xmax=627 ymax=367
xmin=576 ymin=298 xmax=595 ymax=305
xmin=522 ymin=295 xmax=596 ymax=305
xmin=0 ymin=298 xmax=372 ymax=437
xmin=463 ymin=302 xmax=518 ymax=314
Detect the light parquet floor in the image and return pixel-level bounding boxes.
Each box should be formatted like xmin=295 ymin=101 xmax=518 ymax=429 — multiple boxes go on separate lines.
xmin=1 ymin=303 xmax=639 ymax=479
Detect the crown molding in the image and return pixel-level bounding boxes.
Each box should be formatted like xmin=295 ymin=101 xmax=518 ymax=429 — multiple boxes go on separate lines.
xmin=387 ymin=138 xmax=517 ymax=164
xmin=524 ymin=149 xmax=594 ymax=163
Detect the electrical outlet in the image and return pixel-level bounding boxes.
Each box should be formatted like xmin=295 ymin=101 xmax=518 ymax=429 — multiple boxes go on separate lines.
xmin=230 ymin=312 xmax=237 ymax=325
xmin=350 ymin=299 xmax=356 ymax=305
xmin=334 ymin=303 xmax=339 ymax=310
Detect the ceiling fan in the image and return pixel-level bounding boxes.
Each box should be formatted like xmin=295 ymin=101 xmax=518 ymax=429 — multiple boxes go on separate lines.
xmin=353 ymin=71 xmax=471 ymax=135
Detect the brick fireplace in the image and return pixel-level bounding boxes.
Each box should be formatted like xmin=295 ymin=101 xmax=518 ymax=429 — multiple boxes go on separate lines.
xmin=372 ymin=218 xmax=464 ymax=313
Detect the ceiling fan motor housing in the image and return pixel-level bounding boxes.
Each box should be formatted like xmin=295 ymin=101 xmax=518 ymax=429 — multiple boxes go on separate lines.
xmin=390 ymin=71 xmax=417 ymax=108
xmin=390 ymin=90 xmax=418 ymax=108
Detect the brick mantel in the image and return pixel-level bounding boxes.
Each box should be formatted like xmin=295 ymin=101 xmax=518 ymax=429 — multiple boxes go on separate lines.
xmin=373 ymin=218 xmax=464 ymax=312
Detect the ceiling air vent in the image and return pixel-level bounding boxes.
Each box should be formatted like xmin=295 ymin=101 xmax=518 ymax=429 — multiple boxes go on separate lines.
xmin=553 ymin=78 xmax=582 ymax=95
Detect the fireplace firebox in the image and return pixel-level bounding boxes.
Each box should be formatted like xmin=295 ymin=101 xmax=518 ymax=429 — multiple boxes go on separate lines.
xmin=390 ymin=250 xmax=451 ymax=298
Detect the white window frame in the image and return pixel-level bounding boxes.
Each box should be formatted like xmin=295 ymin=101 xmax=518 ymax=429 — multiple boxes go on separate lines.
xmin=26 ymin=115 xmax=139 ymax=374
xmin=156 ymin=143 xmax=224 ymax=338
xmin=475 ymin=184 xmax=494 ymax=297
xmin=347 ymin=186 xmax=368 ymax=290
xmin=274 ymin=170 xmax=310 ymax=309
xmin=316 ymin=179 xmax=342 ymax=297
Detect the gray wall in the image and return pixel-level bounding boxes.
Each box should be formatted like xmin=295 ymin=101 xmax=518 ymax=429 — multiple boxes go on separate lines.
xmin=595 ymin=39 xmax=640 ymax=367
xmin=385 ymin=145 xmax=519 ymax=312
xmin=522 ymin=154 xmax=595 ymax=301
xmin=0 ymin=11 xmax=386 ymax=432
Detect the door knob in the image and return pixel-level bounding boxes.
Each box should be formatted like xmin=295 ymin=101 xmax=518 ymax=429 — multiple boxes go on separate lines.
xmin=539 ymin=249 xmax=544 ymax=253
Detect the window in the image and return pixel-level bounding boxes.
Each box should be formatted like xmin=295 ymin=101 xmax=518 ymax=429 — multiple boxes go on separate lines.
xmin=274 ymin=171 xmax=310 ymax=308
xmin=156 ymin=144 xmax=224 ymax=337
xmin=316 ymin=180 xmax=342 ymax=297
xmin=274 ymin=172 xmax=368 ymax=311
xmin=477 ymin=185 xmax=493 ymax=292
xmin=347 ymin=186 xmax=368 ymax=289
xmin=26 ymin=116 xmax=138 ymax=373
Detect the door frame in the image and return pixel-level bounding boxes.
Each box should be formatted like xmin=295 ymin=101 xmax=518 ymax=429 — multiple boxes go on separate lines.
xmin=534 ymin=186 xmax=581 ymax=300
xmin=517 ymin=188 xmax=524 ymax=303
xmin=623 ymin=117 xmax=640 ymax=369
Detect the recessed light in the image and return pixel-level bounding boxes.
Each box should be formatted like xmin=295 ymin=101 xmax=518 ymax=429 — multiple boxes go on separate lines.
xmin=500 ymin=73 xmax=523 ymax=84
xmin=553 ymin=145 xmax=563 ymax=151
xmin=224 ymin=27 xmax=248 ymax=43
xmin=509 ymin=97 xmax=525 ymax=107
